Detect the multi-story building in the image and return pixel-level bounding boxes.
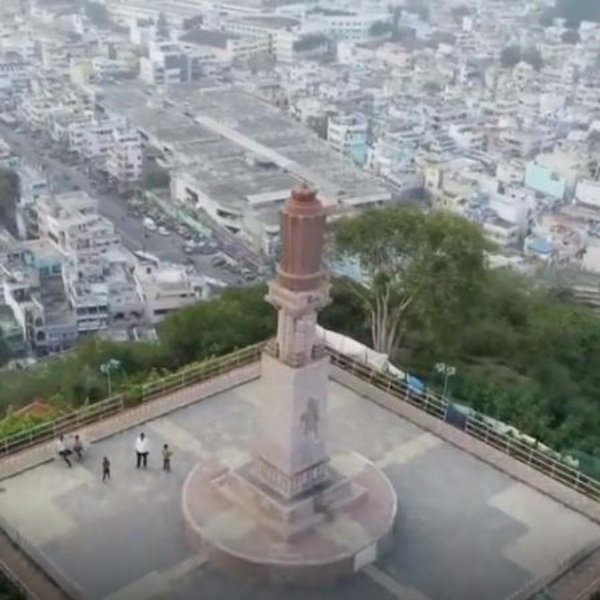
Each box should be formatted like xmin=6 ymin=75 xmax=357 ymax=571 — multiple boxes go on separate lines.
xmin=0 ymin=55 xmax=29 ymax=92
xmin=134 ymin=257 xmax=206 ymax=323
xmin=327 ymin=114 xmax=368 ymax=165
xmin=304 ymin=8 xmax=388 ymax=42
xmin=106 ymin=129 xmax=143 ymax=185
xmin=0 ymin=240 xmax=78 ymax=355
xmin=180 ymin=29 xmax=269 ymax=64
xmin=139 ymin=41 xmax=206 ymax=85
xmin=0 ymin=139 xmax=21 ymax=170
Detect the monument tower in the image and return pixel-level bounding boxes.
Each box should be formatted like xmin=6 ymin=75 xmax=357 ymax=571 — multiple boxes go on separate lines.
xmin=183 ymin=185 xmax=396 ymax=584
xmin=256 ymin=183 xmax=332 ymax=501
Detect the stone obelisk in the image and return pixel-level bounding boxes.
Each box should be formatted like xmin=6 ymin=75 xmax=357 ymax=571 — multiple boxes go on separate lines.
xmin=256 ymin=184 xmax=331 ymax=499
xmin=182 ymin=185 xmax=397 ymax=585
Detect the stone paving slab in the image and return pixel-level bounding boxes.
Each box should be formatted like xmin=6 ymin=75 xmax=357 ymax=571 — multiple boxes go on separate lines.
xmin=331 ymin=366 xmax=600 ymax=525
xmin=0 ymin=377 xmax=598 ymax=600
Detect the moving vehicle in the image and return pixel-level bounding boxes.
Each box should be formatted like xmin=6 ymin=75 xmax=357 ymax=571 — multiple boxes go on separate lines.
xmin=158 ymin=226 xmax=170 ymax=236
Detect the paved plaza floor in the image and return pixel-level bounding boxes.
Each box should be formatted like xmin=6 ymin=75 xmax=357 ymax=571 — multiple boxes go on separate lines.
xmin=0 ymin=378 xmax=598 ymax=600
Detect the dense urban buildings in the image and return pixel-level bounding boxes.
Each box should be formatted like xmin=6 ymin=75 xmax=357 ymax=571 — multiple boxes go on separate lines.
xmin=0 ymin=0 xmax=600 ymax=598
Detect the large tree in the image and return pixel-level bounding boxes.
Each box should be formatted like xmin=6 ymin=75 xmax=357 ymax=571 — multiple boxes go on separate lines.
xmin=331 ymin=206 xmax=488 ymax=356
xmin=0 ymin=168 xmax=19 ymax=234
xmin=156 ymin=12 xmax=170 ymax=40
xmin=84 ymin=1 xmax=110 ymax=28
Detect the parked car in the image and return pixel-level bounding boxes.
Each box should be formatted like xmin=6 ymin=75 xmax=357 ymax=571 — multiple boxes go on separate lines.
xmin=158 ymin=226 xmax=170 ymax=236
xmin=143 ymin=217 xmax=157 ymax=231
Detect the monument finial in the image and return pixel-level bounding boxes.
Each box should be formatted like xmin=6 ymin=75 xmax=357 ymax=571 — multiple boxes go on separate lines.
xmin=291 ymin=184 xmax=316 ymax=203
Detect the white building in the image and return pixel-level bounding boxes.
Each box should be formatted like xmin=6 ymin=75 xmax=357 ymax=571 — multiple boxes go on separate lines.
xmin=305 ymin=8 xmax=388 ymax=42
xmin=106 ymin=129 xmax=143 ymax=184
xmin=134 ymin=257 xmax=206 ymax=323
xmin=327 ymin=114 xmax=368 ymax=164
xmin=139 ymin=41 xmax=206 ymax=85
xmin=180 ymin=29 xmax=269 ymax=64
xmin=0 ymin=56 xmax=28 ymax=92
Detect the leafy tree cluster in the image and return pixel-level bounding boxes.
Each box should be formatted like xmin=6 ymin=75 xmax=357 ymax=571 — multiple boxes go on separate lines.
xmin=500 ymin=45 xmax=544 ymax=71
xmin=332 ymin=205 xmax=600 ymax=476
xmin=156 ymin=12 xmax=170 ymax=40
xmin=0 ymin=286 xmax=276 ymax=420
xmin=83 ymin=1 xmax=111 ymax=28
xmin=369 ymin=21 xmax=392 ymax=37
xmin=182 ymin=15 xmax=203 ymax=31
xmin=293 ymin=34 xmax=329 ymax=53
xmin=0 ymin=168 xmax=19 ymax=235
xmin=0 ymin=572 xmax=24 ymax=600
xmin=143 ymin=166 xmax=170 ymax=190
xmin=0 ymin=327 xmax=11 ymax=368
xmin=451 ymin=4 xmax=471 ymax=21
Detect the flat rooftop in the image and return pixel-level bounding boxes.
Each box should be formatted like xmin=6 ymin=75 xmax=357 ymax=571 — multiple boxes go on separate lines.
xmin=169 ymin=87 xmax=391 ymax=204
xmin=0 ymin=378 xmax=598 ymax=600
xmin=238 ymin=15 xmax=300 ymax=28
xmin=180 ymin=29 xmax=240 ymax=49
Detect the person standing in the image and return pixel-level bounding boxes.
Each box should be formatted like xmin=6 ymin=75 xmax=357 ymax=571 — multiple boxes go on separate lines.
xmin=135 ymin=432 xmax=149 ymax=469
xmin=73 ymin=435 xmax=84 ymax=461
xmin=56 ymin=434 xmax=72 ymax=468
xmin=102 ymin=457 xmax=111 ymax=482
xmin=162 ymin=444 xmax=172 ymax=472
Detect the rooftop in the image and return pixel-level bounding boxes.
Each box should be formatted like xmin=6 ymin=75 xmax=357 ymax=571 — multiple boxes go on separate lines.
xmin=0 ymin=378 xmax=597 ymax=599
xmin=237 ymin=16 xmax=300 ymax=29
xmin=180 ymin=29 xmax=240 ymax=49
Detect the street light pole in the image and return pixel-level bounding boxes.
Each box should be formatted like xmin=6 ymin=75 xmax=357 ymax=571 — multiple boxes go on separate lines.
xmin=100 ymin=359 xmax=121 ymax=398
xmin=435 ymin=362 xmax=456 ymax=402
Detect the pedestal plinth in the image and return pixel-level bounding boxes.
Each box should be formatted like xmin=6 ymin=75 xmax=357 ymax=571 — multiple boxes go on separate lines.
xmin=182 ymin=449 xmax=397 ymax=585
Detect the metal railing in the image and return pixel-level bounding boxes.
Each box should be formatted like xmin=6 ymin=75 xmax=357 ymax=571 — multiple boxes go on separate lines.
xmin=0 ymin=343 xmax=264 ymax=459
xmin=1 ymin=341 xmax=599 ymax=504
xmin=0 ymin=558 xmax=35 ymax=600
xmin=0 ymin=396 xmax=125 ymax=458
xmin=326 ymin=346 xmax=600 ymax=503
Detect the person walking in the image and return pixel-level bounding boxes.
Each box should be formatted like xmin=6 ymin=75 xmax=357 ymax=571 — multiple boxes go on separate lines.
xmin=162 ymin=444 xmax=172 ymax=472
xmin=56 ymin=434 xmax=72 ymax=468
xmin=73 ymin=435 xmax=84 ymax=461
xmin=135 ymin=432 xmax=149 ymax=469
xmin=102 ymin=456 xmax=111 ymax=483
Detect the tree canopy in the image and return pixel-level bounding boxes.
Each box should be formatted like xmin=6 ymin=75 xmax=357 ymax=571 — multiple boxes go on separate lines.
xmin=182 ymin=15 xmax=203 ymax=30
xmin=143 ymin=166 xmax=170 ymax=190
xmin=156 ymin=12 xmax=170 ymax=39
xmin=331 ymin=205 xmax=488 ymax=355
xmin=0 ymin=168 xmax=19 ymax=235
xmin=0 ymin=328 xmax=11 ymax=368
xmin=369 ymin=21 xmax=392 ymax=37
xmin=500 ymin=45 xmax=544 ymax=71
xmin=83 ymin=1 xmax=110 ymax=28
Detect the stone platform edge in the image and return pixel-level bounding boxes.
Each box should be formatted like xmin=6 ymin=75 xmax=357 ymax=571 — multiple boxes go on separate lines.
xmin=330 ymin=365 xmax=600 ymax=526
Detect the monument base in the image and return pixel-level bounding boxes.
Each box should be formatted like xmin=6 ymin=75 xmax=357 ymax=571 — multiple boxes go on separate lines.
xmin=182 ymin=450 xmax=397 ymax=585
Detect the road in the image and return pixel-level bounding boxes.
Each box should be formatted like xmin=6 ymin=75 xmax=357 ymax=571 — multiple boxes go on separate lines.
xmin=0 ymin=123 xmax=241 ymax=285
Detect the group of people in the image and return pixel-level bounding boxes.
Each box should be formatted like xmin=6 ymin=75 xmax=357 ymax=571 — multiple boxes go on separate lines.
xmin=55 ymin=433 xmax=84 ymax=468
xmin=56 ymin=431 xmax=174 ymax=483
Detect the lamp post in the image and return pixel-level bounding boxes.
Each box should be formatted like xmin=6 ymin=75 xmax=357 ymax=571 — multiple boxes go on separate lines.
xmin=435 ymin=362 xmax=456 ymax=402
xmin=100 ymin=359 xmax=121 ymax=397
